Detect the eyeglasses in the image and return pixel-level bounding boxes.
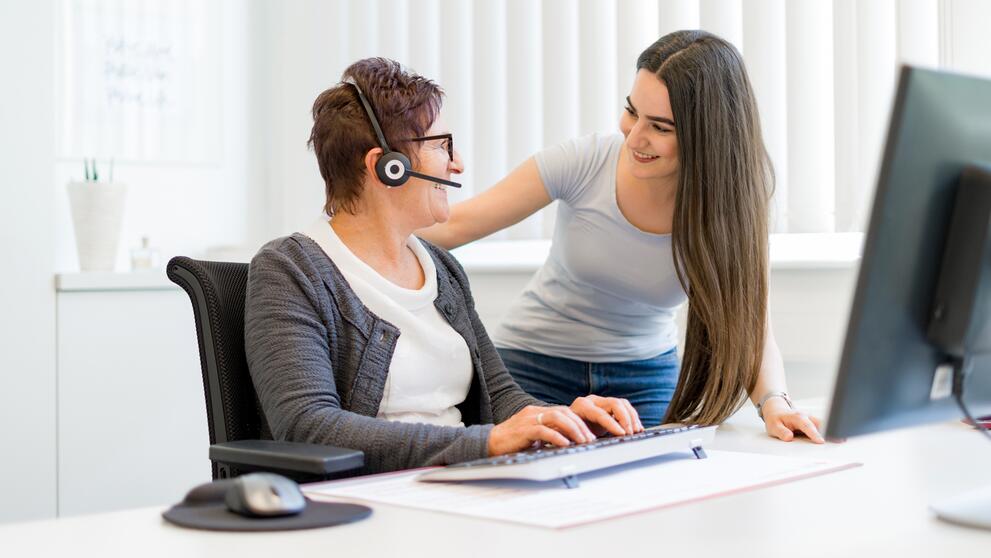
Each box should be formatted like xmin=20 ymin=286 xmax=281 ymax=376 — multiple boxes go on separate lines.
xmin=402 ymin=133 xmax=454 ymax=162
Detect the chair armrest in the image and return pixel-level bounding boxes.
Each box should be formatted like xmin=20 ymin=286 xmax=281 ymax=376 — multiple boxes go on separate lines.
xmin=210 ymin=440 xmax=364 ymax=476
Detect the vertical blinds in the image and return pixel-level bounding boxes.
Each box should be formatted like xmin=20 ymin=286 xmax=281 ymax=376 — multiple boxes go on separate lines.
xmin=281 ymin=0 xmax=991 ymax=237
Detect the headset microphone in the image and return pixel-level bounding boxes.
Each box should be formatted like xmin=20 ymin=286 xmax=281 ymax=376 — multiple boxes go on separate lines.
xmin=406 ymin=170 xmax=461 ymax=188
xmin=346 ymin=79 xmax=462 ymax=189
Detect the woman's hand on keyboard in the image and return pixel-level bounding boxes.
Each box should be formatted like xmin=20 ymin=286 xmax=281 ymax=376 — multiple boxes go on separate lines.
xmin=488 ymin=405 xmax=597 ymax=456
xmin=569 ymin=395 xmax=644 ymax=437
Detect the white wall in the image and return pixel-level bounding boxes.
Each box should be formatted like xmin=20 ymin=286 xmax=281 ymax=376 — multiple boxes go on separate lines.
xmin=0 ymin=0 xmax=58 ymax=522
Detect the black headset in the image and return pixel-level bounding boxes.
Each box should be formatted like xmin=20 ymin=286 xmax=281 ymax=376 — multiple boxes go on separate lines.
xmin=346 ymin=79 xmax=461 ymax=189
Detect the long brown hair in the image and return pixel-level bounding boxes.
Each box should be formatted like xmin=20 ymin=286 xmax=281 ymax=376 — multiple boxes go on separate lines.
xmin=638 ymin=31 xmax=774 ymax=425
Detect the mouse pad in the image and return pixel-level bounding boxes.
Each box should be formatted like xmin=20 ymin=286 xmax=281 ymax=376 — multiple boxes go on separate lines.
xmin=162 ymin=499 xmax=372 ymax=532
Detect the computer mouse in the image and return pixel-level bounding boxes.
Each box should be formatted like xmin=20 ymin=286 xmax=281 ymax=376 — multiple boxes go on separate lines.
xmin=224 ymin=473 xmax=307 ymax=518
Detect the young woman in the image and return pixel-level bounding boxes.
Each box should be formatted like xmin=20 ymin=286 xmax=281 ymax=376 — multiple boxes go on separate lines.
xmin=244 ymin=58 xmax=642 ymax=475
xmin=418 ymin=30 xmax=823 ymax=442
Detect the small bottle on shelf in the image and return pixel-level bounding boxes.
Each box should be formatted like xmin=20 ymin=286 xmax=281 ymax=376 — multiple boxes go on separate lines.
xmin=130 ymin=236 xmax=160 ymax=271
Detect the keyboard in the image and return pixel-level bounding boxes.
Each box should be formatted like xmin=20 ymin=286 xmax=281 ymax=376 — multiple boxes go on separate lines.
xmin=417 ymin=424 xmax=717 ymax=488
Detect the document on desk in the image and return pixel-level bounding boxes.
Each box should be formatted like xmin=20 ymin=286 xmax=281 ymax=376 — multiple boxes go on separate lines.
xmin=306 ymin=450 xmax=860 ymax=529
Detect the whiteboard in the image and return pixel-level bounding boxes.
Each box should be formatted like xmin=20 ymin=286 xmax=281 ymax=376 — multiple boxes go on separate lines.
xmin=58 ymin=0 xmax=222 ymax=163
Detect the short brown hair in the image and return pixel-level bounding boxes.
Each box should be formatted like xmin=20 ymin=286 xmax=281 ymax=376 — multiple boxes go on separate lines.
xmin=308 ymin=58 xmax=444 ymax=215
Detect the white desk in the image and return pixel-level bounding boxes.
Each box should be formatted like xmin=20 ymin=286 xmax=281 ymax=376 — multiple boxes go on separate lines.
xmin=3 ymin=401 xmax=990 ymax=557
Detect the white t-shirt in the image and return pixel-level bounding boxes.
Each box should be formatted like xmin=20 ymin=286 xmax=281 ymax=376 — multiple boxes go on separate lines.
xmin=302 ymin=219 xmax=473 ymax=427
xmin=493 ymin=133 xmax=688 ymax=362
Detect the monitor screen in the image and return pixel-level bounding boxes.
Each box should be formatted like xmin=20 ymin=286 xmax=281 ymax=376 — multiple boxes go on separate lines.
xmin=825 ymin=66 xmax=991 ymax=439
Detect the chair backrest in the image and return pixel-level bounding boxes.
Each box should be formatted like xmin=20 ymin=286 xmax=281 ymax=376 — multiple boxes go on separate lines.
xmin=167 ymin=257 xmax=262 ymax=458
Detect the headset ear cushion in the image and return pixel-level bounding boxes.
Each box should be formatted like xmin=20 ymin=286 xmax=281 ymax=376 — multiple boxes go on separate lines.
xmin=376 ymin=151 xmax=411 ymax=187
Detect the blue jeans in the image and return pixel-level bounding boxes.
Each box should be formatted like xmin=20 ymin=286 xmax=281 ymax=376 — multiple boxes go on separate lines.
xmin=497 ymin=347 xmax=680 ymax=427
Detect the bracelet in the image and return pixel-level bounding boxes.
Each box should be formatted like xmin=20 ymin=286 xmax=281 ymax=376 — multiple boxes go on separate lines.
xmin=756 ymin=391 xmax=793 ymax=421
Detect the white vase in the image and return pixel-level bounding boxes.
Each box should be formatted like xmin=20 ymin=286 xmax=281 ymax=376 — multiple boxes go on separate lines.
xmin=67 ymin=181 xmax=127 ymax=272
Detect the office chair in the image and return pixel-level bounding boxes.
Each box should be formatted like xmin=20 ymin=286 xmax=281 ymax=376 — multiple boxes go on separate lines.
xmin=167 ymin=256 xmax=364 ymax=482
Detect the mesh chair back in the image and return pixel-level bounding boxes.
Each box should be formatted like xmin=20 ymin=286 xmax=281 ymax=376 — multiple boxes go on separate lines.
xmin=168 ymin=257 xmax=262 ymax=477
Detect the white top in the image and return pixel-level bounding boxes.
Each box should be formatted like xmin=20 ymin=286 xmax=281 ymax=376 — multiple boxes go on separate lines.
xmin=302 ymin=219 xmax=473 ymax=427
xmin=493 ymin=133 xmax=688 ymax=362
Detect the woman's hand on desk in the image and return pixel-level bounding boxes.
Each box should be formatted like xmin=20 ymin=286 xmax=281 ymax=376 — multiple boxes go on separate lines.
xmin=486 ymin=397 xmax=643 ymax=456
xmin=762 ymin=398 xmax=825 ymax=444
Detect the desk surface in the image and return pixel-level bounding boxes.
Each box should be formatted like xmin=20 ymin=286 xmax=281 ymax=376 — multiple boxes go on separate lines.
xmin=3 ymin=400 xmax=990 ymax=557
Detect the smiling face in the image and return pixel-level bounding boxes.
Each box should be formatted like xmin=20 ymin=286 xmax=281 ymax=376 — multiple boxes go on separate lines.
xmin=395 ymin=112 xmax=463 ymax=229
xmin=618 ymin=69 xmax=680 ymax=184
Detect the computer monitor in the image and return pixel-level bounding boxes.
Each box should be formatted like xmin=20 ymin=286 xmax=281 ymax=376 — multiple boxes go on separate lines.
xmin=824 ymin=65 xmax=991 ymax=529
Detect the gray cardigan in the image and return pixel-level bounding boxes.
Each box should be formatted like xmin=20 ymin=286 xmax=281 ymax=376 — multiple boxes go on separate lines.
xmin=244 ymin=233 xmax=545 ymax=475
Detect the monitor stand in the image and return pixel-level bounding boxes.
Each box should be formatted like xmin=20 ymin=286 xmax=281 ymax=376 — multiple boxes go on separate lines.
xmin=931 ymin=360 xmax=991 ymax=531
xmin=932 ymin=485 xmax=991 ymax=530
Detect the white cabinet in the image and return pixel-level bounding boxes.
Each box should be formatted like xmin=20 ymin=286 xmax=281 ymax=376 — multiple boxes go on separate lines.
xmin=56 ymin=275 xmax=210 ymax=517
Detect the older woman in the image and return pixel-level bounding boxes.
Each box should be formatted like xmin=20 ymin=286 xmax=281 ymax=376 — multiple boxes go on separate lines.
xmin=244 ymin=58 xmax=642 ymax=475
